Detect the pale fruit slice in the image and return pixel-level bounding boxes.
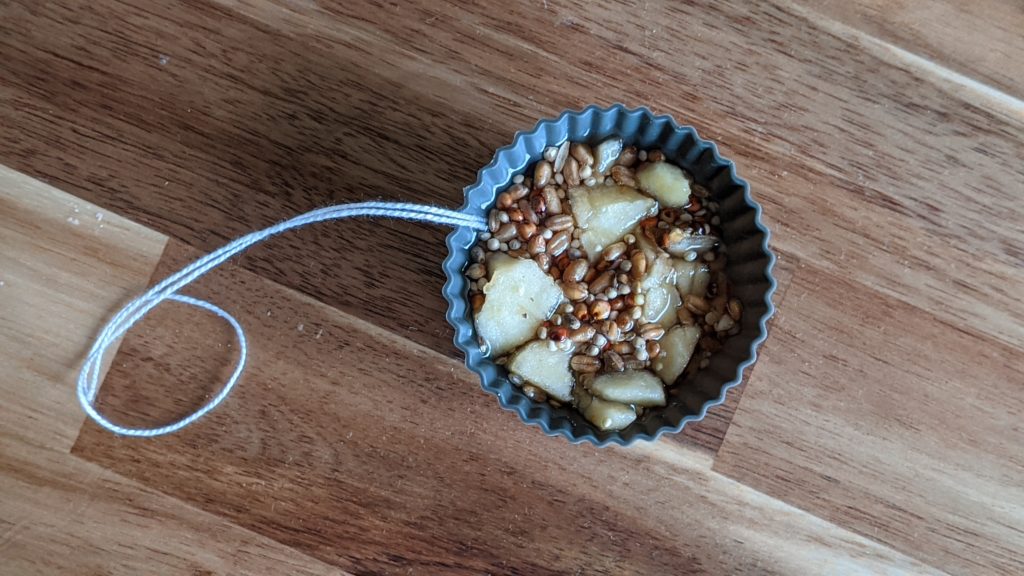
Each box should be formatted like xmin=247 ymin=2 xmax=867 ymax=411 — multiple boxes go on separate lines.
xmin=673 ymin=260 xmax=711 ymax=297
xmin=508 ymin=340 xmax=575 ymax=402
xmin=591 ymin=370 xmax=666 ymax=407
xmin=633 ymin=226 xmax=665 ymax=262
xmin=636 ymin=161 xmax=692 ymax=207
xmin=569 ymin=184 xmax=657 ymax=262
xmin=592 ymin=138 xmax=623 ymax=174
xmin=663 ymin=231 xmax=719 ymax=258
xmin=639 ymin=255 xmax=682 ymax=330
xmin=577 ymin=389 xmax=637 ymax=431
xmin=476 ymin=254 xmax=563 ymax=357
xmin=654 ymin=325 xmax=701 ymax=385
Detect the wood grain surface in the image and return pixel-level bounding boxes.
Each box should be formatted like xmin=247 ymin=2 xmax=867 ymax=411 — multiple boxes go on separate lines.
xmin=1 ymin=0 xmax=1022 ymax=574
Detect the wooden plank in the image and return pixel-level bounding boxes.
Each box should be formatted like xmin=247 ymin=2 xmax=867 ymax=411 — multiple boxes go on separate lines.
xmin=793 ymin=0 xmax=1024 ymax=99
xmin=0 ymin=440 xmax=349 ymax=576
xmin=0 ymin=169 xmax=342 ymax=575
xmin=714 ymin=264 xmax=1024 ymax=575
xmin=72 ymin=240 xmax=943 ymax=575
xmin=1 ymin=0 xmax=1021 ymax=357
xmin=0 ymin=165 xmax=166 ymax=451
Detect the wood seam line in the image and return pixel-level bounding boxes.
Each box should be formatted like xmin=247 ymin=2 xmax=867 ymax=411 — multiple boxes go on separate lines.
xmin=784 ymin=1 xmax=1024 ymax=122
xmin=636 ymin=442 xmax=955 ymax=576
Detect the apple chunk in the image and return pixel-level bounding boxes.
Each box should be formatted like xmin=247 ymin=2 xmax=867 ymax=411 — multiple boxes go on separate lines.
xmin=475 ymin=254 xmax=563 ymax=357
xmin=636 ymin=161 xmax=692 ymax=207
xmin=639 ymin=254 xmax=682 ymax=330
xmin=576 ymin=389 xmax=637 ymax=431
xmin=591 ymin=370 xmax=666 ymax=407
xmin=673 ymin=260 xmax=711 ymax=297
xmin=654 ymin=325 xmax=701 ymax=385
xmin=568 ymin=184 xmax=656 ymax=262
xmin=508 ymin=340 xmax=574 ymax=402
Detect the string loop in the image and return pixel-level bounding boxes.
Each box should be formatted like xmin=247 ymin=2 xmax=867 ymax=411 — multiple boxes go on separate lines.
xmin=77 ymin=202 xmax=486 ymax=437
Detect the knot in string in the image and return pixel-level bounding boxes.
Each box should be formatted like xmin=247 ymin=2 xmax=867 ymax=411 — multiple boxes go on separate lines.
xmin=78 ymin=202 xmax=486 ymax=437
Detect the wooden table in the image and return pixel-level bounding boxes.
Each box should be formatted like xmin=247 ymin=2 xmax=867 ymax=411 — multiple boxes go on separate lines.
xmin=2 ymin=2 xmax=1022 ymax=574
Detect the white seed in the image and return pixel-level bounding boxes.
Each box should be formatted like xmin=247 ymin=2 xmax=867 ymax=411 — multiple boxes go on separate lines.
xmin=619 ymin=260 xmax=632 ymax=272
xmin=605 ymin=288 xmax=618 ymax=299
xmin=585 ymin=345 xmax=600 ymax=357
xmin=498 ymin=211 xmax=510 ymax=223
xmin=584 ymin=177 xmax=597 ymax=187
xmin=715 ymin=315 xmax=736 ymax=332
xmin=580 ymin=165 xmax=593 ymax=179
xmin=555 ymin=172 xmax=564 ymax=185
xmin=684 ymin=250 xmax=698 ymax=262
xmin=638 ymin=150 xmax=648 ymax=161
xmin=553 ymin=141 xmax=571 ymax=172
xmin=471 ymin=246 xmax=485 ymax=262
xmin=480 ymin=232 xmax=492 ymax=240
xmin=513 ymin=174 xmax=525 ymax=184
xmin=619 ymin=284 xmax=631 ymax=295
xmin=537 ymin=326 xmax=548 ymax=339
xmin=561 ymin=303 xmax=574 ymax=314
xmin=552 ymin=315 xmax=563 ymax=326
xmin=509 ymin=239 xmax=521 ymax=250
xmin=570 ymin=239 xmax=581 ymax=248
xmin=466 ymin=263 xmax=486 ymax=279
xmin=592 ymin=334 xmax=608 ymax=348
xmin=634 ymin=294 xmax=646 ymax=306
xmin=486 ymin=238 xmax=500 ymax=251
xmin=543 ymin=146 xmax=558 ymax=163
xmin=542 ymin=229 xmax=553 ymax=240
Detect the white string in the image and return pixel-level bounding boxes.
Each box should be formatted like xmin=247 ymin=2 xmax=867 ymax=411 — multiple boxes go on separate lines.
xmin=77 ymin=202 xmax=487 ymax=437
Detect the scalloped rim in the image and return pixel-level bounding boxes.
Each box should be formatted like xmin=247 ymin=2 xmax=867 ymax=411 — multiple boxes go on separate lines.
xmin=442 ymin=104 xmax=777 ymax=446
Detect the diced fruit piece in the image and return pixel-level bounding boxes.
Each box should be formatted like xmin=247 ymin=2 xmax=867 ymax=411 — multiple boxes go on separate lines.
xmin=639 ymin=255 xmax=682 ymax=330
xmin=636 ymin=161 xmax=692 ymax=207
xmin=663 ymin=232 xmax=719 ymax=258
xmin=591 ymin=370 xmax=666 ymax=407
xmin=577 ymin=389 xmax=637 ymax=431
xmin=673 ymin=260 xmax=711 ymax=297
xmin=475 ymin=254 xmax=563 ymax=357
xmin=509 ymin=340 xmax=575 ymax=402
xmin=569 ymin=184 xmax=657 ymax=262
xmin=593 ymin=138 xmax=623 ymax=174
xmin=633 ymin=225 xmax=665 ymax=262
xmin=654 ymin=325 xmax=701 ymax=385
